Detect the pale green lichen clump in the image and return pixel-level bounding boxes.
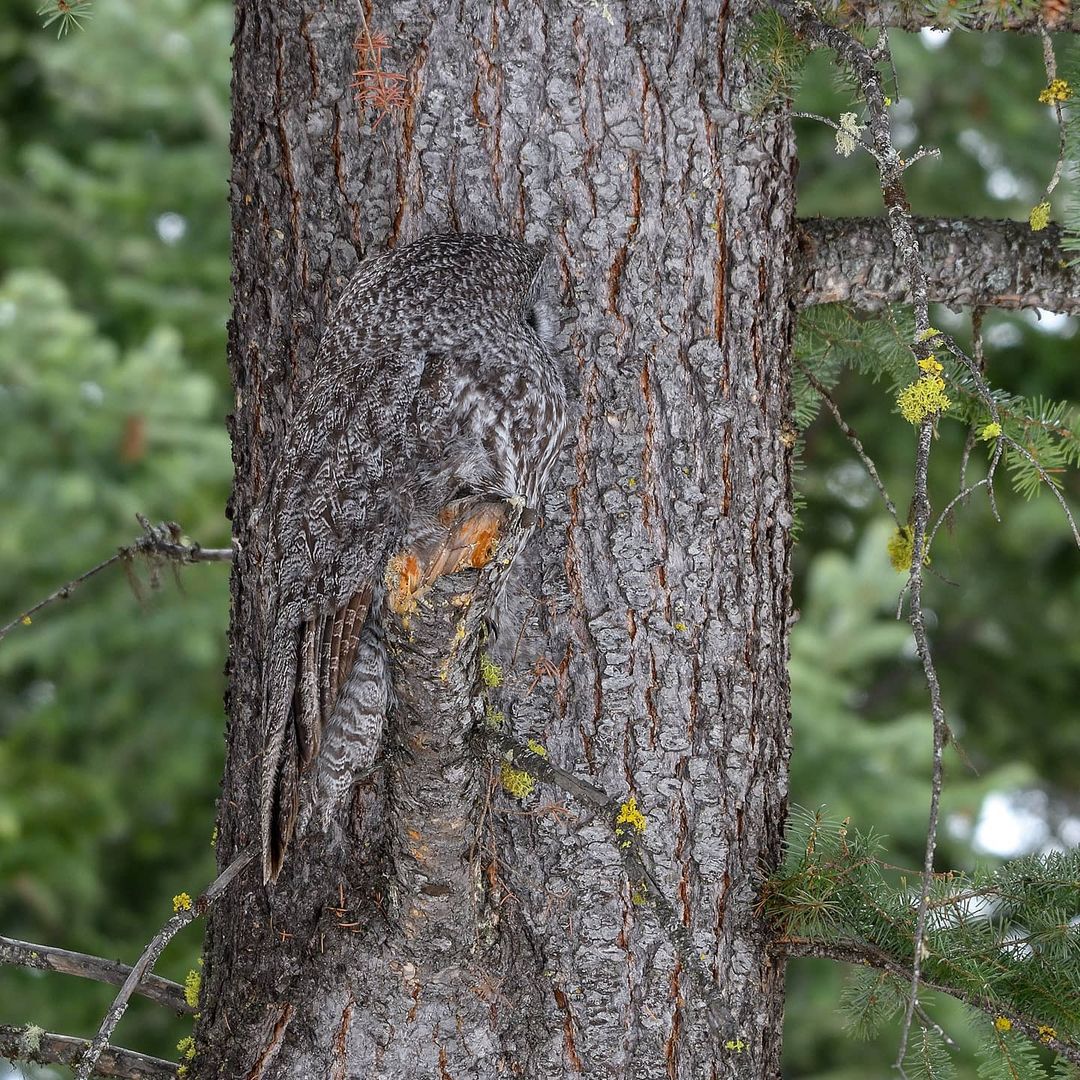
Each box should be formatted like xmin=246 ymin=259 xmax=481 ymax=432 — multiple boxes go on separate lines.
xmin=500 ymin=760 xmax=535 ymax=799
xmin=184 ymin=966 xmax=202 ymax=1009
xmin=479 ymin=653 xmax=503 ymax=688
xmin=887 ymin=525 xmax=930 ymax=573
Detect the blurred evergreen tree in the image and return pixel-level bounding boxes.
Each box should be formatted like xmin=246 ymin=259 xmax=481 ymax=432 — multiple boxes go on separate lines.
xmin=0 ymin=0 xmax=232 ymax=1066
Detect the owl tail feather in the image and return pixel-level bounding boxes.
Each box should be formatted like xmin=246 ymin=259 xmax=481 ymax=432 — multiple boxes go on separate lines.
xmin=259 ymin=615 xmax=302 ymax=884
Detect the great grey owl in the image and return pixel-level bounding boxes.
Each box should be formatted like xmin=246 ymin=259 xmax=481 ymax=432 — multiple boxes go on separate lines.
xmin=258 ymin=233 xmax=569 ymax=883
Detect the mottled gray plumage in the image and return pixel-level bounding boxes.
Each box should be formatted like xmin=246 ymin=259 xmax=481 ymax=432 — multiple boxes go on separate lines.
xmin=259 ymin=234 xmax=569 ymax=882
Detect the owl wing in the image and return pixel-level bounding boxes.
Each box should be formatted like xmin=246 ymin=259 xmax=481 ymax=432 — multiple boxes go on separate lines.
xmin=259 ymin=304 xmax=424 ymax=884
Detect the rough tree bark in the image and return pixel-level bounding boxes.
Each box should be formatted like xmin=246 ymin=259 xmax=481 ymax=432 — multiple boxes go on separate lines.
xmin=201 ymin=1 xmax=795 ymax=1078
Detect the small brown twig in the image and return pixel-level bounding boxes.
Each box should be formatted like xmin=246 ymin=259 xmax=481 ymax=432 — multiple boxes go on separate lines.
xmin=0 ymin=1024 xmax=177 ymax=1079
xmin=352 ymin=9 xmax=406 ymax=128
xmin=74 ymin=847 xmax=256 ymax=1080
xmin=0 ymin=514 xmax=233 ymax=643
xmin=0 ymin=935 xmax=190 ymax=1014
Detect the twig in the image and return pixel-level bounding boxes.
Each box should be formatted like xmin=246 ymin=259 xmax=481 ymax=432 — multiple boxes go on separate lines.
xmin=74 ymin=846 xmax=256 ymax=1080
xmin=957 ymin=310 xmax=986 ymax=505
xmin=0 ymin=935 xmax=190 ymax=1014
xmin=1038 ymin=29 xmax=1068 ymax=205
xmin=797 ymin=360 xmax=900 ymax=526
xmin=476 ymin=728 xmax=733 ymax=1038
xmin=774 ymin=938 xmax=1080 ymax=1068
xmin=0 ymin=514 xmax=233 ymax=643
xmin=793 ymin=110 xmax=880 ymax=161
xmin=1001 ymin=435 xmax=1080 ymax=549
xmin=0 ymin=1024 xmax=177 ymax=1080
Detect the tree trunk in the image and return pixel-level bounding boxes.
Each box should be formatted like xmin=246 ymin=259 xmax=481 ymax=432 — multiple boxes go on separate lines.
xmin=202 ymin=1 xmax=796 ymax=1077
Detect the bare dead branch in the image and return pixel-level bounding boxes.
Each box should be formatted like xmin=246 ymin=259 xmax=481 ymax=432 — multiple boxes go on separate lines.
xmin=0 ymin=514 xmax=233 ymax=643
xmin=775 ymin=938 xmax=1080 ymax=1068
xmin=74 ymin=847 xmax=256 ymax=1080
xmin=0 ymin=935 xmax=191 ymax=1014
xmin=797 ymin=217 xmax=1080 ymax=315
xmin=0 ymin=1024 xmax=178 ymax=1080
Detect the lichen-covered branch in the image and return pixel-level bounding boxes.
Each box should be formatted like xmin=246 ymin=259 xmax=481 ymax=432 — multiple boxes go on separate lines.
xmin=479 ymin=727 xmax=734 ymax=1038
xmin=797 ymin=217 xmax=1080 ymax=315
xmin=74 ymin=847 xmax=255 ymax=1080
xmin=0 ymin=936 xmax=191 ymax=1014
xmin=0 ymin=1024 xmax=178 ymax=1080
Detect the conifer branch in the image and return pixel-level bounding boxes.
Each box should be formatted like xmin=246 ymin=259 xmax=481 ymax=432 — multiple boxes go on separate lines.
xmin=798 ymin=218 xmax=1080 ymax=315
xmin=0 ymin=514 xmax=233 ymax=643
xmin=0 ymin=936 xmax=191 ymax=1014
xmin=776 ymin=939 xmax=1080 ymax=1068
xmin=0 ymin=1024 xmax=177 ymax=1079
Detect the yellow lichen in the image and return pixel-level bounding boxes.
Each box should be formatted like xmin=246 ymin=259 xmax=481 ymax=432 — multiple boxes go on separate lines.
xmin=917 ymin=326 xmax=942 ymax=342
xmin=896 ymin=375 xmax=950 ymax=424
xmin=994 ymin=1016 xmax=1013 ymax=1033
xmin=479 ymin=653 xmax=503 ymax=688
xmin=20 ymin=615 xmax=31 ymax=626
xmin=172 ymin=892 xmax=192 ymax=913
xmin=630 ymin=880 xmax=649 ymax=906
xmin=1039 ymin=78 xmax=1071 ymax=104
xmin=1038 ymin=1025 xmax=1056 ymax=1043
xmin=887 ymin=526 xmax=931 ymax=573
xmin=979 ymin=421 xmax=1002 ymax=441
xmin=1030 ymin=200 xmax=1051 ymax=232
xmin=484 ymin=705 xmax=505 ymax=728
xmin=499 ymin=760 xmax=535 ymax=799
xmin=615 ymin=797 xmax=647 ymax=846
xmin=526 ymin=738 xmax=548 ymax=757
xmin=725 ymin=1038 xmax=746 ymax=1053
xmin=176 ymin=1036 xmax=196 ymax=1061
xmin=917 ymin=355 xmax=943 ymax=375
xmin=183 ymin=967 xmax=202 ymax=1009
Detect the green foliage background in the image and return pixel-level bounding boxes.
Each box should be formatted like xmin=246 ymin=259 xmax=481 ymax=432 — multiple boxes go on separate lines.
xmin=0 ymin=5 xmax=1076 ymax=1077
